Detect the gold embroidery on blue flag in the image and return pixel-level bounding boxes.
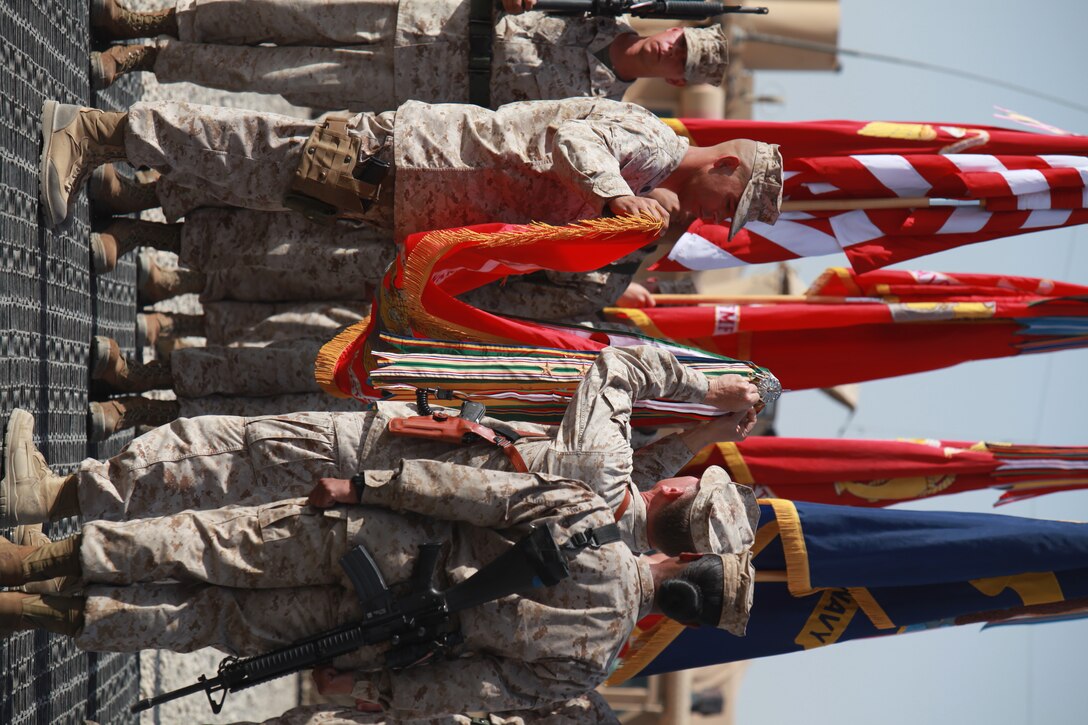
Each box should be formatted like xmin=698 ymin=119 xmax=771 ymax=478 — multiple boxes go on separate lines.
xmin=796 ymin=588 xmax=858 ymax=649
xmin=752 ymin=519 xmax=780 ymax=558
xmin=970 ymin=572 xmax=1065 ymax=606
xmin=849 ymin=587 xmax=896 ymax=630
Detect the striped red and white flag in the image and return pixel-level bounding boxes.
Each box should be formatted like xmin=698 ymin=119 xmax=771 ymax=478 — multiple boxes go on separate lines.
xmin=665 ymin=152 xmax=1088 ymax=272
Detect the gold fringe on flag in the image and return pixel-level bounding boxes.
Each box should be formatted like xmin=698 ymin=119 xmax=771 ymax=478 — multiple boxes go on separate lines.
xmin=315 ymin=316 xmax=373 ymax=397
xmin=400 ymin=215 xmax=663 ymax=343
xmin=604 ymin=618 xmax=687 ymax=686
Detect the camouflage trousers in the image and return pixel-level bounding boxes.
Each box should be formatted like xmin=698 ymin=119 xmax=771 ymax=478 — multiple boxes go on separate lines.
xmin=181 ymin=208 xmax=394 ymax=304
xmin=229 ymin=698 xmax=618 ymax=724
xmin=204 ymin=301 xmax=369 ymax=347
xmin=126 ymin=101 xmax=396 ymax=229
xmin=76 ymin=410 xmax=374 ymax=521
xmin=171 ymin=339 xmax=325 ymax=398
xmin=76 ymin=500 xmax=370 ymax=657
xmin=159 ymin=0 xmax=399 ymax=111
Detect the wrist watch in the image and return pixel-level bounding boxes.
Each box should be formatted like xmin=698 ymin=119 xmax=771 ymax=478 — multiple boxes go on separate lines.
xmin=350 ymin=473 xmax=366 ymax=504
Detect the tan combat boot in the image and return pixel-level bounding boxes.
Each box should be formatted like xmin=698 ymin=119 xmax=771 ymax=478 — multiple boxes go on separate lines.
xmin=88 ymin=163 xmax=160 ymax=216
xmin=138 ymin=311 xmax=204 ymax=348
xmin=0 ymin=533 xmax=81 ymax=588
xmin=0 ymin=593 xmax=84 ymax=636
xmin=90 ymin=43 xmax=158 ymax=91
xmin=89 ymin=397 xmax=181 ymax=442
xmin=91 ymin=336 xmax=174 ymax=394
xmin=1 ymin=409 xmax=80 ymax=527
xmin=91 ymin=0 xmax=178 ymax=41
xmin=137 ymin=252 xmax=206 ymax=304
xmin=39 ymin=101 xmax=128 ymax=228
xmin=90 ymin=218 xmax=182 ymax=274
xmin=14 ymin=525 xmax=81 ymax=595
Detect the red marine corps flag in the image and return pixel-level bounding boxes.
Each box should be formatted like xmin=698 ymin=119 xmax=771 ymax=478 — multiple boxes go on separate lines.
xmin=607 ymin=267 xmax=1088 ymax=390
xmin=680 ymin=437 xmax=1088 ymax=507
xmin=655 ymin=119 xmax=1088 ymax=272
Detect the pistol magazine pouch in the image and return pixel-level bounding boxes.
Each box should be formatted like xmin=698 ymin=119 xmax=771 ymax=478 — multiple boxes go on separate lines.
xmin=287 ymin=116 xmax=382 ymax=224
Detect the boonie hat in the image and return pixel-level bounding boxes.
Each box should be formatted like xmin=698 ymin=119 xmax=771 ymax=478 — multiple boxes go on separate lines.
xmin=729 ymin=142 xmax=784 ymax=240
xmin=683 ymin=26 xmax=729 ymax=86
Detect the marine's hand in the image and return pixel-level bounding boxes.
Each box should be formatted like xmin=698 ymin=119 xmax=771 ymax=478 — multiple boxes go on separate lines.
xmin=307 ymin=477 xmax=359 ymax=507
xmin=608 ymin=194 xmax=670 ymax=229
xmin=644 ymin=187 xmax=686 ymax=227
xmin=501 ymin=0 xmax=537 ymax=13
xmin=312 ymin=666 xmax=354 ymax=696
xmin=703 ymin=376 xmax=761 ymax=413
xmin=680 ymin=409 xmax=758 ymax=452
xmin=616 ymin=282 xmax=656 ymax=308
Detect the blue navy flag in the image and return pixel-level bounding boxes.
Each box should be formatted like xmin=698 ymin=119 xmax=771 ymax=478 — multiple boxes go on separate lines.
xmin=640 ymin=499 xmax=1088 ymax=675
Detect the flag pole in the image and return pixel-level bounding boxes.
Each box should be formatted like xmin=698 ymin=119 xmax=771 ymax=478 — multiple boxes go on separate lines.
xmin=782 ymin=197 xmax=983 ymax=212
xmin=645 ymin=294 xmax=857 ymax=305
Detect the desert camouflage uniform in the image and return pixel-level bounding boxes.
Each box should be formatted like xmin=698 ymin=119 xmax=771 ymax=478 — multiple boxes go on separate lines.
xmin=77 ymin=347 xmax=701 ymax=557
xmin=230 ymin=691 xmax=618 ymax=724
xmin=124 ymin=98 xmax=688 ymax=239
xmin=203 ymin=301 xmax=369 ymax=347
xmin=171 ymin=340 xmax=325 ymax=399
xmin=76 ymin=459 xmax=652 ymax=717
xmin=182 ymin=208 xmax=395 ymax=303
xmin=155 ymin=0 xmax=633 ymax=112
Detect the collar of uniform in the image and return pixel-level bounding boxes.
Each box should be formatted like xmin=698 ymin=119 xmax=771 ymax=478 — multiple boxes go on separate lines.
xmin=617 ymin=480 xmax=651 ymax=554
xmin=635 ymin=554 xmax=656 ymax=619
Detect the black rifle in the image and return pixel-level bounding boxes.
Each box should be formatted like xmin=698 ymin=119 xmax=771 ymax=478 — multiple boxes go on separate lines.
xmin=131 ymin=524 xmax=570 ymax=714
xmin=532 ymin=0 xmax=769 ymax=19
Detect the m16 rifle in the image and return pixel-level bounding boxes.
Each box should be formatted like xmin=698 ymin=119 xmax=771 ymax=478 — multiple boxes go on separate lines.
xmin=132 ymin=524 xmax=571 ymax=714
xmin=532 ymin=0 xmax=769 ymax=19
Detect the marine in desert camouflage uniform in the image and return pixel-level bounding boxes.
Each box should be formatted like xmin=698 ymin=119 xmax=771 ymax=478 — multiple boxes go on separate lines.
xmin=40 ymin=96 xmax=784 ymax=246
xmin=228 ymin=692 xmax=618 ymax=725
xmin=11 ymin=346 xmax=762 ymax=566
xmin=89 ymin=0 xmax=730 ymax=113
xmin=0 ymin=459 xmax=752 ymax=716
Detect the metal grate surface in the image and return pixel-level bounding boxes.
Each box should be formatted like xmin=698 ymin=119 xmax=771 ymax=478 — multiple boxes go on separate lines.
xmin=1 ymin=1 xmax=140 ymax=723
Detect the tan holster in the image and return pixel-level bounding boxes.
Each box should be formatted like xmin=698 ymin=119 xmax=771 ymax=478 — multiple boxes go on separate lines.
xmin=286 ymin=115 xmax=385 ymax=225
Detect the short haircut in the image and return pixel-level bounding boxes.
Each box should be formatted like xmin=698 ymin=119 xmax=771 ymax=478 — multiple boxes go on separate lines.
xmin=651 ymin=488 xmax=698 ymax=556
xmin=657 ymin=556 xmax=726 ymax=627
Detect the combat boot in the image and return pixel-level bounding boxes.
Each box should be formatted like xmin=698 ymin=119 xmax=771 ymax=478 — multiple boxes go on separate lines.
xmin=88 ymin=163 xmax=160 ymax=216
xmin=0 ymin=593 xmax=84 ymax=636
xmin=137 ymin=253 xmax=206 ymax=304
xmin=90 ymin=43 xmax=158 ymax=91
xmin=91 ymin=0 xmax=178 ymax=41
xmin=39 ymin=101 xmax=128 ymax=229
xmin=89 ymin=397 xmax=181 ymax=442
xmin=1 ymin=409 xmax=80 ymax=527
xmin=14 ymin=525 xmax=81 ymax=595
xmin=91 ymin=218 xmax=182 ymax=274
xmin=138 ymin=311 xmax=204 ymax=347
xmin=0 ymin=534 xmax=81 ymax=587
xmin=91 ymin=336 xmax=174 ymax=394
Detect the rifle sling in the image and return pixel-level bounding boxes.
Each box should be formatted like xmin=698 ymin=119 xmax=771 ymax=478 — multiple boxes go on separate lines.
xmin=468 ymin=0 xmax=493 ymax=107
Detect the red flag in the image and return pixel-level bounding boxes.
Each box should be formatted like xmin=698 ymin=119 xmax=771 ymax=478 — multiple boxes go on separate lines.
xmin=655 ymin=119 xmax=1088 ymax=272
xmin=607 ymin=268 xmax=1088 ymax=389
xmin=680 ymin=438 xmax=1088 ymax=507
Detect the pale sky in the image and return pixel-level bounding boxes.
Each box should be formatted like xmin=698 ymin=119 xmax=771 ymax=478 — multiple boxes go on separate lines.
xmin=735 ymin=1 xmax=1088 ymax=724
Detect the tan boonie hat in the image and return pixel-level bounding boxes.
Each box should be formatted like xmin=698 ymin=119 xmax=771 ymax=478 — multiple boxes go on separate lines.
xmin=688 ymin=465 xmax=760 ymax=554
xmin=683 ymin=26 xmax=729 ymax=86
xmin=713 ymin=550 xmax=755 ymax=635
xmin=729 ymin=141 xmax=784 ymax=240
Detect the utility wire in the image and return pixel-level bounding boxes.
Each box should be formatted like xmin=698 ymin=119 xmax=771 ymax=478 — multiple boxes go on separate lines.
xmin=736 ymin=30 xmax=1088 ymax=116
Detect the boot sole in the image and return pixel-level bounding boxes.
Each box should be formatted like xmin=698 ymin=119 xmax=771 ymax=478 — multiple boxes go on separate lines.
xmin=38 ymin=100 xmax=81 ymax=230
xmin=1 ymin=409 xmax=34 ymax=528
xmin=88 ymin=402 xmax=115 ymax=443
xmin=90 ymin=232 xmax=112 ymax=274
xmin=89 ymin=51 xmax=111 ymax=92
